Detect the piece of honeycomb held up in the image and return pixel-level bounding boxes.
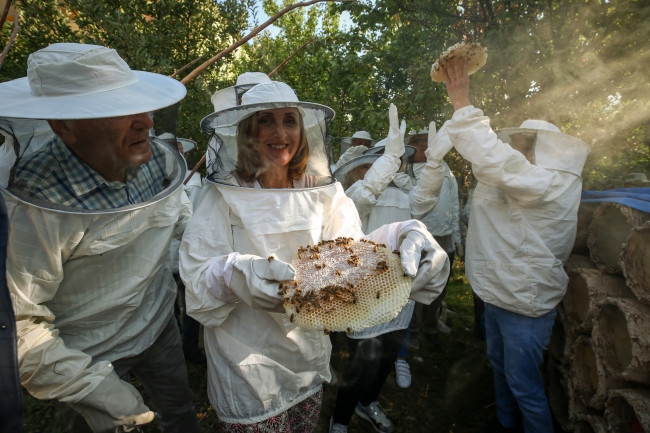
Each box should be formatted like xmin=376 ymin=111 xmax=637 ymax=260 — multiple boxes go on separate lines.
xmin=281 ymin=238 xmax=412 ymax=334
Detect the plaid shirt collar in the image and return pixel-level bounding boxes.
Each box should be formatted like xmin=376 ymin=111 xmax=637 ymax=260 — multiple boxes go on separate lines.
xmin=53 ymin=137 xmax=142 ymax=197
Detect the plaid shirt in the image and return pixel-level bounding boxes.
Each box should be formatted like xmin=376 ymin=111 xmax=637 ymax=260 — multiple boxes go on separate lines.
xmin=12 ymin=136 xmax=172 ymax=210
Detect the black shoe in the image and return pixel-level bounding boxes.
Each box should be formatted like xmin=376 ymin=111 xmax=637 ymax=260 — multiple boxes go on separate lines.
xmin=480 ymin=419 xmax=517 ymax=433
xmin=184 ymin=349 xmax=207 ymax=366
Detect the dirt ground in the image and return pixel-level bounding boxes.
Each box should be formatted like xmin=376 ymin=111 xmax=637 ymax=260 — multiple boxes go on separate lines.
xmin=22 ymin=261 xmax=500 ymax=433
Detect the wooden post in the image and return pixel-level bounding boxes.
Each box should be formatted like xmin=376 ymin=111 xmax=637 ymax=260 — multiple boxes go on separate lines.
xmin=605 ymin=390 xmax=650 ymax=433
xmin=570 ymin=336 xmax=626 ymax=410
xmin=620 ymin=220 xmax=650 ymax=303
xmin=563 ymin=268 xmax=633 ymax=333
xmin=588 ymin=203 xmax=649 ymax=274
xmin=592 ymin=298 xmax=650 ymax=385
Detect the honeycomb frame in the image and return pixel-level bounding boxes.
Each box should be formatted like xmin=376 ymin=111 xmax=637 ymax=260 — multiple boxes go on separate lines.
xmin=281 ymin=238 xmax=412 ymax=333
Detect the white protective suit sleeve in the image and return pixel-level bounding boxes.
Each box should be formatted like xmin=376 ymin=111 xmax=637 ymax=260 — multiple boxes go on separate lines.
xmin=365 ymin=220 xmax=450 ymax=305
xmin=345 ymin=154 xmax=401 ymax=219
xmin=394 ymin=122 xmax=451 ymax=219
xmin=6 ymin=207 xmax=126 ymax=407
xmin=448 ymin=165 xmax=462 ymax=255
xmin=66 ymin=370 xmax=155 ymax=432
xmin=446 ymin=106 xmax=579 ymax=205
xmin=9 ymin=191 xmax=191 ymax=413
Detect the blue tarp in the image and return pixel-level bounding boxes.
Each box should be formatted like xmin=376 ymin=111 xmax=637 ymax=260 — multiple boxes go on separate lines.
xmin=581 ymin=187 xmax=650 ymax=214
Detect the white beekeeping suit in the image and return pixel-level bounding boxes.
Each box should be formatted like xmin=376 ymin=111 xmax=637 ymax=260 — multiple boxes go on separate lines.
xmin=395 ymin=125 xmax=462 ymax=255
xmin=0 ymin=43 xmax=193 ymax=430
xmin=446 ymin=109 xmax=590 ymax=317
xmin=180 ymin=83 xmax=448 ymax=425
xmin=334 ymin=107 xmax=451 ymax=338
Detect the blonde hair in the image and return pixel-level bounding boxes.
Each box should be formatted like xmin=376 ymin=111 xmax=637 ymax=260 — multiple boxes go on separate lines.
xmin=235 ymin=110 xmax=309 ymax=183
xmin=343 ymin=164 xmax=368 ymax=191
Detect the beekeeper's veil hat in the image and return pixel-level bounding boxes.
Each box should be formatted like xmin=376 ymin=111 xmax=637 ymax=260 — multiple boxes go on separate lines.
xmin=0 ymin=43 xmax=187 ymax=213
xmin=496 ymin=120 xmax=590 ymax=176
xmin=201 ymin=81 xmax=335 ymax=187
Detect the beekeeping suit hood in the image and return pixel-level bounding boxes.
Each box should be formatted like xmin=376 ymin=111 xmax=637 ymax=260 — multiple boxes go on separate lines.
xmin=496 ymin=119 xmax=588 ymax=176
xmin=210 ymin=72 xmax=272 ymax=112
xmin=201 ymin=81 xmax=334 ymax=187
xmin=0 ymin=42 xmax=191 ymax=428
xmin=445 ymin=107 xmax=590 ymax=318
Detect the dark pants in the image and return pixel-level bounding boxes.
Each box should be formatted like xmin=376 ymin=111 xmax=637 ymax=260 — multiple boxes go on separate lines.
xmin=332 ymin=329 xmax=406 ymax=425
xmin=173 ymin=273 xmax=201 ymax=354
xmin=56 ymin=317 xmax=200 ymax=433
xmin=413 ymin=249 xmax=455 ymax=336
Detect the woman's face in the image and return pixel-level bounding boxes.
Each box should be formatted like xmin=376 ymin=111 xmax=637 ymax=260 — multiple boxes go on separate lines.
xmin=255 ymin=107 xmax=302 ymax=169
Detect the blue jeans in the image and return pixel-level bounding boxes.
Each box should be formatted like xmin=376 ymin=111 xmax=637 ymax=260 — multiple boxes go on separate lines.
xmin=485 ymin=303 xmax=556 ymax=433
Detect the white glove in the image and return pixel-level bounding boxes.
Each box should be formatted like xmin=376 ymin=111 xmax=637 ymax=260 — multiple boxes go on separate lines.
xmin=336 ymin=145 xmax=367 ymax=167
xmin=452 ymin=231 xmax=463 ymax=256
xmin=384 ymin=103 xmax=406 ymax=158
xmin=425 ymin=122 xmax=454 ymax=162
xmin=397 ymin=221 xmax=450 ymax=296
xmin=229 ymin=255 xmax=296 ymax=312
xmin=67 ymin=371 xmax=155 ymax=433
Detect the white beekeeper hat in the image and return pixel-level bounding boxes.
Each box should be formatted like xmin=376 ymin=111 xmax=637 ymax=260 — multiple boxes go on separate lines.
xmin=210 ymin=72 xmax=272 ymax=112
xmin=201 ymin=81 xmax=335 ymax=184
xmin=496 ymin=120 xmax=590 ymax=176
xmin=201 ymin=81 xmax=333 ymax=131
xmin=0 ymin=43 xmax=186 ymax=119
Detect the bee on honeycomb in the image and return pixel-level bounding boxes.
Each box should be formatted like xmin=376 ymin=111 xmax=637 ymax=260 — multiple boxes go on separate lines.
xmin=282 ymin=238 xmax=412 ymax=333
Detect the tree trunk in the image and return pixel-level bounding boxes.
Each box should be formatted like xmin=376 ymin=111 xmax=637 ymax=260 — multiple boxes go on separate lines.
xmin=564 ymin=254 xmax=596 ymax=274
xmin=563 ymin=268 xmax=633 ymax=333
xmin=592 ymin=298 xmax=650 ymax=385
xmin=620 ymin=220 xmax=650 ymax=304
xmin=588 ymin=203 xmax=649 ymax=274
xmin=604 ymin=389 xmax=650 ymax=433
xmin=573 ymin=202 xmax=600 ymax=255
xmin=570 ymin=336 xmax=626 ymax=410
xmin=575 ymin=415 xmax=607 ymax=433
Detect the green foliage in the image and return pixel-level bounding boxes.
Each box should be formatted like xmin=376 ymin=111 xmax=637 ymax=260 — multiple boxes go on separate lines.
xmin=1 ymin=0 xmax=648 ymax=188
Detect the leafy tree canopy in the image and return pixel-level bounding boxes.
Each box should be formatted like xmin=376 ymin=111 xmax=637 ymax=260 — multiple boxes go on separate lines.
xmin=2 ymin=0 xmax=648 ymax=189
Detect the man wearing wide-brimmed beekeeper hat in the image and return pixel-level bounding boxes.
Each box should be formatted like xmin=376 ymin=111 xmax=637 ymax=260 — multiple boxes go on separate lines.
xmin=333 ymin=130 xmax=375 ymax=169
xmin=0 ymin=43 xmax=200 ymax=432
xmin=441 ymin=58 xmax=589 ymax=433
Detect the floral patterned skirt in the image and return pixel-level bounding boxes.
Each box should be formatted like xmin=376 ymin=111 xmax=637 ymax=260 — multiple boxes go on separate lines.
xmin=218 ymin=388 xmax=323 ymax=433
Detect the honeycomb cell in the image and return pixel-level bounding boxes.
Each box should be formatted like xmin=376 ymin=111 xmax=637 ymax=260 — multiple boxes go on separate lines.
xmin=281 ymin=238 xmax=412 ymax=333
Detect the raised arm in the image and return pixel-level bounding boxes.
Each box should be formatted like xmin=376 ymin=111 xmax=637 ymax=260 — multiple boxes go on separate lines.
xmin=442 ymin=58 xmax=580 ymax=205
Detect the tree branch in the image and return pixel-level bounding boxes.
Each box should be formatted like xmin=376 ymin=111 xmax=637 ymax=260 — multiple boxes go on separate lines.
xmin=0 ymin=0 xmax=12 ymax=31
xmin=0 ymin=9 xmax=19 ymax=70
xmin=179 ymin=0 xmax=352 ymax=85
xmin=268 ymin=36 xmax=315 ymax=77
xmin=170 ymin=56 xmax=203 ymax=78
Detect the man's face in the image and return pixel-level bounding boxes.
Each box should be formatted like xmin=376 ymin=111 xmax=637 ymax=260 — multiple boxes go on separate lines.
xmin=351 ymin=138 xmax=372 ymax=148
xmin=59 ymin=113 xmax=155 ymax=169
xmin=510 ymin=133 xmax=536 ymax=163
xmin=408 ymin=134 xmax=428 ymax=163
